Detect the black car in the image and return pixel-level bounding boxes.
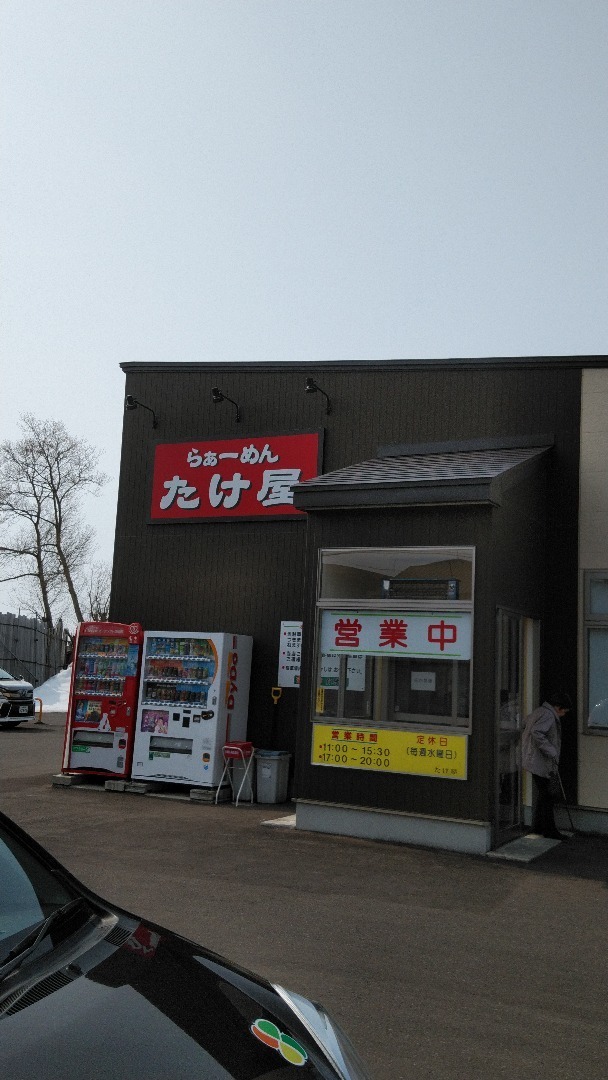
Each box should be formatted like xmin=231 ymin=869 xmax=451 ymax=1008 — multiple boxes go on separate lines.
xmin=0 ymin=668 xmax=35 ymax=727
xmin=0 ymin=810 xmax=370 ymax=1079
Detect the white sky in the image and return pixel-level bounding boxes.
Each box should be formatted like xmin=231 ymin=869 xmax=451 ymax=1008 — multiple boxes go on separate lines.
xmin=1 ymin=1 xmax=607 ymax=618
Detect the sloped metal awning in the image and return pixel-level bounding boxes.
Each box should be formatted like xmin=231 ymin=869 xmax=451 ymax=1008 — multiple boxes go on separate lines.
xmin=293 ymin=445 xmax=551 ymax=510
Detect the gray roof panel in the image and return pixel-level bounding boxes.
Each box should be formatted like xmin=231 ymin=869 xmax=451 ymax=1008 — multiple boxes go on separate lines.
xmin=293 ymin=446 xmax=550 ymax=510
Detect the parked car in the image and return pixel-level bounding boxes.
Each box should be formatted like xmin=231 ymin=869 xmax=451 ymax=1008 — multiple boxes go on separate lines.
xmin=0 ymin=809 xmax=370 ymax=1079
xmin=0 ymin=668 xmax=35 ymax=727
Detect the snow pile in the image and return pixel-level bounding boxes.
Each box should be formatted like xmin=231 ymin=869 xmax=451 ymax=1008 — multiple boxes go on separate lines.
xmin=34 ymin=665 xmax=72 ymax=712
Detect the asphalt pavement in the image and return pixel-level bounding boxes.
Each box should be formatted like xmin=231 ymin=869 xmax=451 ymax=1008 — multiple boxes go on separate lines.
xmin=2 ymin=715 xmax=608 ymax=1080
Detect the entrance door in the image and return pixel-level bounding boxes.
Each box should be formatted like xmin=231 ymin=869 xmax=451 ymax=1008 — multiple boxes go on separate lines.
xmin=496 ymin=613 xmax=539 ymax=838
xmin=495 ymin=611 xmax=539 ymax=842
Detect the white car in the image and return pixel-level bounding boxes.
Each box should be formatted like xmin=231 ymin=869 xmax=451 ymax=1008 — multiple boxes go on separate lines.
xmin=0 ymin=668 xmax=35 ymax=727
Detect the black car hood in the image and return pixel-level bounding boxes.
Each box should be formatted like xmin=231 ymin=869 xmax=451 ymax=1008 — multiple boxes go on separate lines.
xmin=0 ymin=920 xmax=333 ymax=1080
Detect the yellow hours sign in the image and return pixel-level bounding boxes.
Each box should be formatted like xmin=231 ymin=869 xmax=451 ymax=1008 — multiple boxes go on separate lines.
xmin=311 ymin=724 xmax=468 ymax=780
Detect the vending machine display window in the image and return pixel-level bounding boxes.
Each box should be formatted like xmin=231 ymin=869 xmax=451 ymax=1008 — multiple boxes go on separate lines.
xmin=140 ymin=636 xmax=218 ymax=708
xmin=73 ymin=636 xmax=138 ymax=697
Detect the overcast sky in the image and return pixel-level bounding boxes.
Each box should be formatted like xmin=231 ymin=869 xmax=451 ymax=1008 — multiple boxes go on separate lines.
xmin=1 ymin=1 xmax=607 ymax=618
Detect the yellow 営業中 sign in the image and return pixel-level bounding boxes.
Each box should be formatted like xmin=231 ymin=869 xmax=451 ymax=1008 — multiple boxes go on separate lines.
xmin=311 ymin=724 xmax=467 ymax=780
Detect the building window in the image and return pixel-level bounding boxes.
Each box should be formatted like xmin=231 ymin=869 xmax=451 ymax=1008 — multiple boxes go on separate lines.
xmin=584 ymin=572 xmax=608 ymax=731
xmin=314 ymin=548 xmax=474 ymax=732
xmin=319 ymin=547 xmax=474 ymax=601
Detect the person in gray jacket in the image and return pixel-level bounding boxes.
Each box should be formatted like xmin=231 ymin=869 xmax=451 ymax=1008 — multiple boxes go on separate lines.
xmin=521 ymin=691 xmax=572 ymax=840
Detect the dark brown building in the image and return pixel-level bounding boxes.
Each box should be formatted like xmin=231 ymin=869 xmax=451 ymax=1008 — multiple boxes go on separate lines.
xmin=112 ymin=357 xmax=607 ymax=852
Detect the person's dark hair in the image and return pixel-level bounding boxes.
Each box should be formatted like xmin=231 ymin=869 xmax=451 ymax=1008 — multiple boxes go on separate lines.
xmin=545 ymin=691 xmax=573 ymax=710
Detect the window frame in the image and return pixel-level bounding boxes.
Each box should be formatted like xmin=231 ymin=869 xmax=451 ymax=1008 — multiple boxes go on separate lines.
xmin=312 ymin=546 xmax=474 ymax=735
xmin=583 ymin=570 xmax=608 ymax=735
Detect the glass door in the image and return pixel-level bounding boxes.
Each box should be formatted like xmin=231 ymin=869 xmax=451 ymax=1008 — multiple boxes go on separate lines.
xmin=495 ymin=611 xmax=540 ymax=842
xmin=496 ymin=611 xmax=524 ymax=839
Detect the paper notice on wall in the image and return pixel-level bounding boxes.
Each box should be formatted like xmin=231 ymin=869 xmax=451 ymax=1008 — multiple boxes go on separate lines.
xmin=411 ymin=671 xmax=436 ymax=692
xmin=278 ymin=621 xmax=303 ymax=687
xmin=319 ymin=654 xmax=366 ymax=692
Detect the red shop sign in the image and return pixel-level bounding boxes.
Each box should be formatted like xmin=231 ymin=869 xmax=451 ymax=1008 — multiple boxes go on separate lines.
xmin=150 ymin=434 xmax=320 ymax=521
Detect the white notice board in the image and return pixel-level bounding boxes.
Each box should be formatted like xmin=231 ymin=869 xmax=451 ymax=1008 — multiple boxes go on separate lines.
xmin=278 ymin=621 xmax=302 ymax=687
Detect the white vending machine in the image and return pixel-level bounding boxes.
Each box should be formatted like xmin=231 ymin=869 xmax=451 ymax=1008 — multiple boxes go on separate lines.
xmin=131 ymin=631 xmax=252 ymax=787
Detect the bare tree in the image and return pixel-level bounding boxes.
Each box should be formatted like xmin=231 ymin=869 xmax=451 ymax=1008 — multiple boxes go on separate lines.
xmin=0 ymin=436 xmax=59 ymax=626
xmin=85 ymin=562 xmax=112 ymax=622
xmin=0 ymin=415 xmax=108 ymax=626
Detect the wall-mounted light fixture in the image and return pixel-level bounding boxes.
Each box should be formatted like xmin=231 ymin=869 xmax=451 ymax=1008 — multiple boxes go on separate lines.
xmin=125 ymin=394 xmax=159 ymax=428
xmin=305 ymin=377 xmax=332 ymax=415
xmin=211 ymin=386 xmax=241 ymax=422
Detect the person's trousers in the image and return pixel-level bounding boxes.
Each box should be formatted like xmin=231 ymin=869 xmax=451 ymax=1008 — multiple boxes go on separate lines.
xmin=532 ymin=773 xmax=558 ymax=836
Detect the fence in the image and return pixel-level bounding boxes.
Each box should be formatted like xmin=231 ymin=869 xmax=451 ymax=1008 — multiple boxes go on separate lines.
xmin=0 ymin=613 xmax=70 ymax=688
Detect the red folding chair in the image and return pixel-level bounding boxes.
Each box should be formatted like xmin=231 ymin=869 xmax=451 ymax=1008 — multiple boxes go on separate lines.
xmin=215 ymin=741 xmax=255 ymax=806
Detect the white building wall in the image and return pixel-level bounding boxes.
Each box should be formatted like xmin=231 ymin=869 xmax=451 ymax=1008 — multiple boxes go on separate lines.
xmin=579 ymin=368 xmax=608 ymax=810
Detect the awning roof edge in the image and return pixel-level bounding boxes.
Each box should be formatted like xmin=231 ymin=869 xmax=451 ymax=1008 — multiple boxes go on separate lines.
xmin=293 ymin=445 xmax=550 ymax=512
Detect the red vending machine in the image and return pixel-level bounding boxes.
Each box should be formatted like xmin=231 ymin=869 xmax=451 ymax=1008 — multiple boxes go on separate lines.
xmin=62 ymin=621 xmax=144 ymax=779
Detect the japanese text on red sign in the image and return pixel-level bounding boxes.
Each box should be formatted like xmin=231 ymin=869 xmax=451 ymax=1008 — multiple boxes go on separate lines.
xmin=151 ymin=435 xmax=320 ymax=521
